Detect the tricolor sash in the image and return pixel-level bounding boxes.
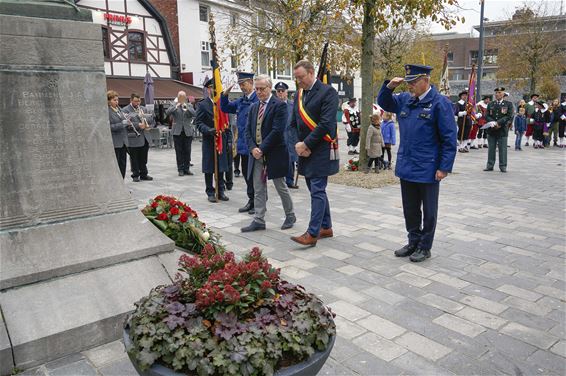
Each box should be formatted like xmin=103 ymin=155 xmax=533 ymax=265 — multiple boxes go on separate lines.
xmin=297 ymin=89 xmax=339 ymax=160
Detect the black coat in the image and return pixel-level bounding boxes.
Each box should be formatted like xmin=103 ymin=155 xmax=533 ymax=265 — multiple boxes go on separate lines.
xmin=245 ymin=97 xmax=289 ymax=180
xmin=289 ymin=80 xmax=339 ymax=178
xmin=194 ymin=98 xmax=231 ymax=174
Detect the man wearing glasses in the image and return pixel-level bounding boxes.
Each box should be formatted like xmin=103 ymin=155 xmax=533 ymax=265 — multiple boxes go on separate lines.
xmin=378 ymin=64 xmax=457 ymax=262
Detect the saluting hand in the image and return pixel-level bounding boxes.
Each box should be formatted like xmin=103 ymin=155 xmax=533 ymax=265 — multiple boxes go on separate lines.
xmin=223 ymin=84 xmax=234 ymax=96
xmin=386 ymin=77 xmax=405 ymax=89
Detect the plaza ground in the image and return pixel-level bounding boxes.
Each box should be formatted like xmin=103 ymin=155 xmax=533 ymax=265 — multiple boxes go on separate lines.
xmin=22 ymin=134 xmax=565 ymax=375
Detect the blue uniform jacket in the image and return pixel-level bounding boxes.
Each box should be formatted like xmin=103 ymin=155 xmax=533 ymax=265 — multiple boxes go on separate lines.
xmin=245 ymin=97 xmax=289 ymax=180
xmin=377 ymin=82 xmax=457 ymax=183
xmin=289 ymin=80 xmax=339 ymax=178
xmin=381 ymin=119 xmax=396 ymax=145
xmin=220 ymin=92 xmax=258 ymax=155
xmin=194 ymin=98 xmax=231 ymax=174
xmin=284 ymin=100 xmax=298 ymax=162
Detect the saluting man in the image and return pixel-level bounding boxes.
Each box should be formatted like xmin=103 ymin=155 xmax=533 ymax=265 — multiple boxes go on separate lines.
xmin=483 ymin=87 xmax=514 ymax=173
xmin=377 ymin=64 xmax=457 ymax=262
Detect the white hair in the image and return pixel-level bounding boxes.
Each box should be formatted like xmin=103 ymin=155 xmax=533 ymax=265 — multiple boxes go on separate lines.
xmin=254 ymin=74 xmax=272 ymax=88
xmin=177 ymin=91 xmax=186 ymax=97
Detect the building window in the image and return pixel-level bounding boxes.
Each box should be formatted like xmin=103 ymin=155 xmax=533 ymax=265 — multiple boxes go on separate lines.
xmin=470 ymin=50 xmax=478 ymax=66
xmin=230 ymin=13 xmax=238 ymax=27
xmin=257 ymin=51 xmax=269 ymax=75
xmin=201 ymin=41 xmax=210 ymax=67
xmin=484 ymin=49 xmax=498 ymax=65
xmin=199 ymin=5 xmax=209 ymax=22
xmin=450 ymin=72 xmax=462 ymax=81
xmin=447 ymin=52 xmax=454 ymax=62
xmin=230 ymin=45 xmax=239 ymax=69
xmin=276 ymin=58 xmax=291 ymax=78
xmin=128 ymin=32 xmax=145 ymax=62
xmin=482 ymin=71 xmax=496 ymax=80
xmin=101 ymin=26 xmax=110 ymax=60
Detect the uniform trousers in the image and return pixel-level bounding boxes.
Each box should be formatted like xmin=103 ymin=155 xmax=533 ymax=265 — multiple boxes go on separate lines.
xmin=400 ymin=179 xmax=439 ymax=251
xmin=114 ymin=145 xmax=128 ymax=179
xmin=347 ymin=131 xmax=360 ymax=147
xmin=204 ymin=172 xmax=225 ymax=197
xmin=305 ymin=177 xmax=332 ymax=237
xmin=486 ymin=135 xmax=508 ymax=170
xmin=252 ymin=158 xmax=294 ymax=225
xmin=129 ymin=139 xmax=149 ymax=178
xmin=458 ymin=121 xmax=472 ymax=142
xmin=173 ymin=131 xmax=192 ymax=172
xmin=533 ymin=123 xmax=545 ymax=143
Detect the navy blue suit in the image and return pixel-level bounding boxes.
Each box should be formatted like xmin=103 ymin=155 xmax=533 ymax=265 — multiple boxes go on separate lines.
xmin=378 ymin=82 xmax=457 ymax=250
xmin=245 ymin=97 xmax=289 ymax=179
xmin=289 ymin=80 xmax=339 ymax=237
xmin=284 ymin=100 xmax=298 ymax=186
xmin=194 ymin=98 xmax=232 ymax=197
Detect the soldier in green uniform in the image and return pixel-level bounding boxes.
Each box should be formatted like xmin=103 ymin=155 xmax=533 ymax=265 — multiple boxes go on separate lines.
xmin=483 ymin=87 xmax=514 ymax=173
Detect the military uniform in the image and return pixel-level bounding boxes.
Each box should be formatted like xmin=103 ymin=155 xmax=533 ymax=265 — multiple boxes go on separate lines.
xmin=524 ymin=95 xmax=538 ymax=145
xmin=455 ymin=91 xmax=472 ymax=152
xmin=484 ymin=87 xmax=514 ymax=172
xmin=377 ymin=64 xmax=457 ymax=262
xmin=343 ymin=100 xmax=361 ymax=154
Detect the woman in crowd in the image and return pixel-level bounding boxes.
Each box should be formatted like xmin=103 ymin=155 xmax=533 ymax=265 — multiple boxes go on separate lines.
xmin=107 ymin=90 xmax=129 ymax=178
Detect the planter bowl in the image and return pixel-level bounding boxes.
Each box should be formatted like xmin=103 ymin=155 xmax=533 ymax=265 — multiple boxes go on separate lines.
xmin=123 ymin=324 xmax=335 ymax=376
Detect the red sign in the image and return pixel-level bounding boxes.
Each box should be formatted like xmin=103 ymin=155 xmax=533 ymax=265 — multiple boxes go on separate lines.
xmin=104 ymin=13 xmax=132 ymax=26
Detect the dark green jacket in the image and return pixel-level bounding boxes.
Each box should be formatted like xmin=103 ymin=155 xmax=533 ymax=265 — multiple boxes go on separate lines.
xmin=486 ymin=100 xmax=514 ymax=137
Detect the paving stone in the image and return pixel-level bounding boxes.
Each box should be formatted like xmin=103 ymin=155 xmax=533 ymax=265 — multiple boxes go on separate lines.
xmin=332 ymin=316 xmax=366 ymax=340
xmin=479 ymin=349 xmax=548 ymax=376
xmin=399 ymin=263 xmax=437 ymax=278
xmin=331 ymin=286 xmax=369 ymax=305
xmin=321 ymin=248 xmax=352 ymax=260
xmin=356 ymin=314 xmax=406 ymax=340
xmin=428 ymin=272 xmax=471 ymax=289
xmin=354 ymin=242 xmax=385 ymax=253
xmin=318 ymin=357 xmax=357 ymax=376
xmin=98 ymin=357 xmax=138 ymax=376
xmin=500 ymin=322 xmax=560 ymax=350
xmin=282 ymin=258 xmax=318 ymax=270
xmin=433 ymin=313 xmax=487 ymax=338
xmin=48 ymin=360 xmax=98 ymax=376
xmin=500 ymin=308 xmax=558 ymax=332
xmin=496 ymin=284 xmax=543 ymax=302
xmin=475 ymin=330 xmax=539 ymax=361
xmin=459 ymin=295 xmax=509 ymax=315
xmin=328 ymin=300 xmax=371 ymax=321
xmin=361 ymin=285 xmax=406 ymax=306
xmin=394 ymin=331 xmax=452 ymax=361
xmin=438 ymin=352 xmax=504 ymax=375
xmin=423 ymin=281 xmax=467 ymax=301
xmin=393 ymin=272 xmax=431 ymax=288
xmin=335 ymin=264 xmax=364 ymax=275
xmin=416 ymin=293 xmax=465 ymax=314
xmin=390 ymin=351 xmax=455 ymax=376
xmin=527 ymin=349 xmax=566 ymax=374
xmin=502 ymin=296 xmax=553 ymax=316
xmin=461 ymin=283 xmax=509 ymax=302
xmin=550 ymin=340 xmax=566 ymax=358
xmin=352 ymin=332 xmax=407 ymax=362
xmin=82 ymin=340 xmax=126 ymax=368
xmin=455 ymin=307 xmax=507 ymax=330
xmin=478 ymin=261 xmax=517 ymax=276
xmin=280 ymin=265 xmax=311 ymax=280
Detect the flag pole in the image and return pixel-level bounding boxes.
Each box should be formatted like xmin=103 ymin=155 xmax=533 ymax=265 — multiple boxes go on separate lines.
xmin=209 ymin=14 xmax=219 ymax=202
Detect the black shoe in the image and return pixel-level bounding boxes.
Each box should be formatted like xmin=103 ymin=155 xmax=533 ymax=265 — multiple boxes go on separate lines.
xmin=248 ymin=208 xmax=255 ymax=215
xmin=132 ymin=176 xmax=140 ymax=182
xmin=394 ymin=244 xmax=417 ymax=257
xmin=483 ymin=167 xmax=493 ymax=171
xmin=281 ymin=214 xmax=296 ymax=230
xmin=500 ymin=168 xmax=507 ymax=173
xmin=190 ymin=163 xmax=194 ymax=167
xmin=140 ymin=175 xmax=153 ymax=181
xmin=178 ymin=171 xmax=185 ymax=176
xmin=409 ymin=248 xmax=431 ymax=262
xmin=241 ymin=221 xmax=266 ymax=232
xmin=219 ymin=193 xmax=229 ymax=201
xmin=207 ymin=196 xmax=217 ymax=203
xmin=226 ymin=184 xmax=233 ymax=191
xmin=348 ymin=151 xmax=355 ymax=155
xmin=287 ymin=184 xmax=299 ymax=189
xmin=239 ymin=201 xmax=253 ymax=213
xmin=184 ymin=170 xmax=194 ymax=176
xmin=234 ymin=170 xmax=241 ymax=177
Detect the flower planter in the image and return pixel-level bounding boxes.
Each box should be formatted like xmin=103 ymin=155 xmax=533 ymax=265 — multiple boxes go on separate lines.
xmin=123 ymin=324 xmax=335 ymax=376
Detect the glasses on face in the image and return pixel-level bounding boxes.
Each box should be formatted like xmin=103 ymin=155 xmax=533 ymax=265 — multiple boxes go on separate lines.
xmin=407 ymin=78 xmax=423 ymax=86
xmin=255 ymin=86 xmax=269 ymax=92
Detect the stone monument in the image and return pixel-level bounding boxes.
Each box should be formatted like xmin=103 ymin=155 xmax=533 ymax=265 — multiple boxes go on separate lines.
xmin=0 ymin=1 xmax=177 ymax=373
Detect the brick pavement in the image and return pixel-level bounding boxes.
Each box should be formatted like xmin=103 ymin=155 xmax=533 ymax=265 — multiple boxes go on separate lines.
xmin=21 ymin=135 xmax=565 ymax=375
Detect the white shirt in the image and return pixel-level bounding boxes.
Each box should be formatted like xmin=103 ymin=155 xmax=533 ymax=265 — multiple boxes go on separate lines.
xmin=419 ymin=86 xmax=432 ymax=101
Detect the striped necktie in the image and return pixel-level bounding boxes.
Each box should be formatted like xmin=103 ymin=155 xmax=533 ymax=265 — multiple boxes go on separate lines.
xmin=256 ymin=101 xmax=266 ymax=144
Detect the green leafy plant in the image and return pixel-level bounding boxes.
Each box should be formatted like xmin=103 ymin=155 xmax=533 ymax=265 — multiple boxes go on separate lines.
xmin=142 ymin=195 xmax=222 ymax=254
xmin=127 ymin=245 xmax=336 ymax=376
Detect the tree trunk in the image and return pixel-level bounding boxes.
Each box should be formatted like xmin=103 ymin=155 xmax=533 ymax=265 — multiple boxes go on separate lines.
xmin=359 ymin=0 xmax=376 ymax=170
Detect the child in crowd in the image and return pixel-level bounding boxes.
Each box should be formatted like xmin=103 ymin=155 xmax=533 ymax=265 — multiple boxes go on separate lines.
xmin=380 ymin=112 xmax=396 ymax=169
xmin=514 ymin=107 xmax=527 ymax=150
xmin=365 ymin=113 xmax=385 ymax=173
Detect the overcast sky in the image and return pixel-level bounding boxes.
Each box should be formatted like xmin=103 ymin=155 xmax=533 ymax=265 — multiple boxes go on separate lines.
xmin=430 ymin=0 xmax=565 ymax=34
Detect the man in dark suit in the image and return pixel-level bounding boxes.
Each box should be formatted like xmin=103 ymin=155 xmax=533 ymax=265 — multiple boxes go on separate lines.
xmin=122 ymin=93 xmax=155 ymax=182
xmin=275 ymin=81 xmax=299 ymax=189
xmin=240 ymin=75 xmax=295 ymax=232
xmin=289 ymin=60 xmax=339 ymax=247
xmin=166 ymin=91 xmax=196 ymax=176
xmin=194 ymin=79 xmax=231 ymax=202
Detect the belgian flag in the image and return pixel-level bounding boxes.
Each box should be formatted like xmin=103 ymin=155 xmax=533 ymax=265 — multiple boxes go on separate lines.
xmin=317 ymin=42 xmax=329 ymax=84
